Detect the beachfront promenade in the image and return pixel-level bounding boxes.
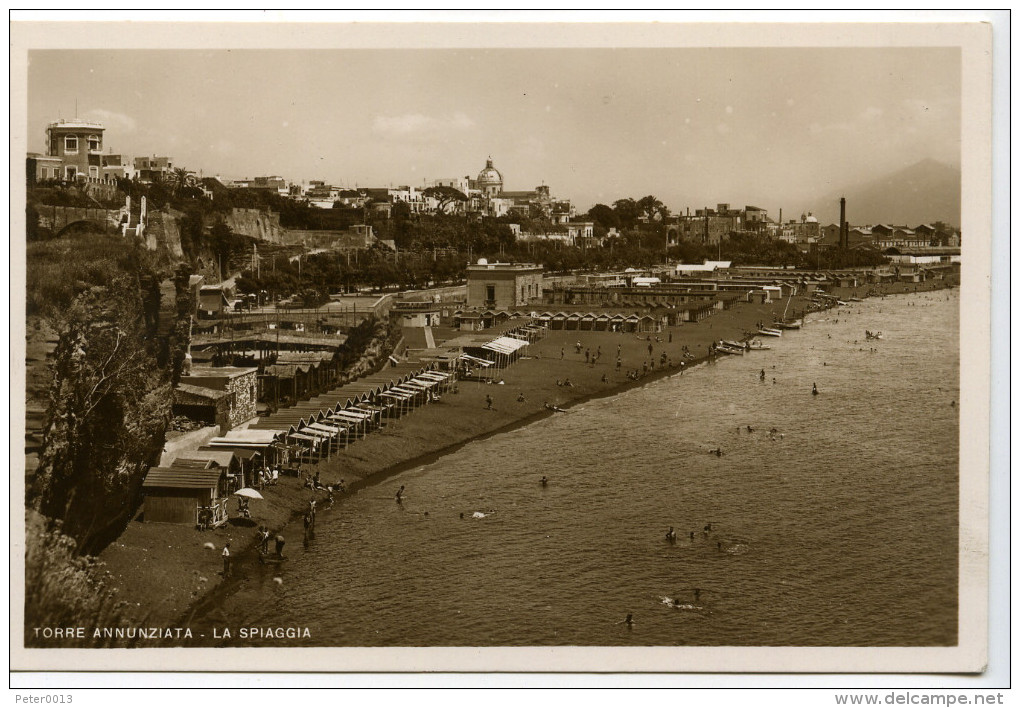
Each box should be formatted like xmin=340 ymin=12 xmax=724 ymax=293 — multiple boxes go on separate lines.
xmin=96 ymin=277 xmax=957 ymax=627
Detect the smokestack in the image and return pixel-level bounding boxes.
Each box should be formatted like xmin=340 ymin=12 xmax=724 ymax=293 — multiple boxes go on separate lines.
xmin=839 ymin=197 xmax=847 ymax=248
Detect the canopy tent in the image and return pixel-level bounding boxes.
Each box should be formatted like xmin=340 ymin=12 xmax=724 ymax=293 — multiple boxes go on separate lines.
xmin=481 ymin=336 xmax=528 ymax=356
xmin=210 ymin=429 xmax=285 ymax=446
xmin=461 ymin=354 xmax=493 ymax=367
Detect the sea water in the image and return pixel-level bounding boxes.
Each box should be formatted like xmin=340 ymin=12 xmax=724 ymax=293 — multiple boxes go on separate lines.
xmin=189 ymin=290 xmax=959 ymax=646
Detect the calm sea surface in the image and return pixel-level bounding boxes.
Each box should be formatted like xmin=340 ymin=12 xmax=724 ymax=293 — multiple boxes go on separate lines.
xmin=189 ymin=290 xmax=959 ymax=646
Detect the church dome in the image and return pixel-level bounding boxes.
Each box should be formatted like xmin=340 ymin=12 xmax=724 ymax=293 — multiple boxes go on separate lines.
xmin=477 ymin=157 xmax=503 ymax=188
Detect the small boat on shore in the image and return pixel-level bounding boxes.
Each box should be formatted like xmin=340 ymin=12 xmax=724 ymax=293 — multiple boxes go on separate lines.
xmin=757 ymin=327 xmax=782 ymax=337
xmin=849 ymin=297 xmax=864 ymax=302
xmin=715 ymin=342 xmax=745 ymax=355
xmin=775 ymin=319 xmax=802 ymax=330
xmin=747 ymin=340 xmax=771 ymax=351
xmin=721 ymin=340 xmax=746 ymax=350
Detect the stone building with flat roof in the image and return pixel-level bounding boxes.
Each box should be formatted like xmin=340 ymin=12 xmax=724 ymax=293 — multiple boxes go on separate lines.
xmin=466 ymin=261 xmax=544 ymax=310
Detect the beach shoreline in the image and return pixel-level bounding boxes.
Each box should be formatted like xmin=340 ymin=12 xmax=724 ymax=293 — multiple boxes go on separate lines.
xmin=89 ymin=277 xmax=957 ymax=633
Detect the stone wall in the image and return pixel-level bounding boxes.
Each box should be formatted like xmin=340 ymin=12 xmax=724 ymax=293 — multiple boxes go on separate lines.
xmin=278 ymin=229 xmax=376 ymax=250
xmin=35 ymin=205 xmax=122 ymax=234
xmin=224 ymin=208 xmax=284 ymax=244
xmin=224 ymin=370 xmax=258 ymax=428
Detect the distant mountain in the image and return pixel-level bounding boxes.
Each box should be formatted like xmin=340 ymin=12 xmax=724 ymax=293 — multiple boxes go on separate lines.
xmin=813 ymin=159 xmax=961 ymax=227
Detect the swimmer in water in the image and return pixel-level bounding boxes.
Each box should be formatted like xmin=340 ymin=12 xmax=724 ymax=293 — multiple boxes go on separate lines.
xmin=617 ymin=613 xmax=634 ymax=626
xmin=812 ymin=383 xmax=819 ymax=395
xmin=704 ymin=523 xmax=713 ymax=532
xmin=690 ymin=531 xmax=696 ymax=541
xmin=540 ymin=476 xmax=548 ymax=487
xmin=666 ymin=526 xmax=677 ymax=542
xmin=395 ymin=485 xmax=405 ymax=502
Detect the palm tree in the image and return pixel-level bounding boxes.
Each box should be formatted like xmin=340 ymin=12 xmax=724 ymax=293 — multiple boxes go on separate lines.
xmin=170 ymin=167 xmax=192 ymax=197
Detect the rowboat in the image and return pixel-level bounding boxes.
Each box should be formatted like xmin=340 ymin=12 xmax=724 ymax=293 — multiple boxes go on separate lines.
xmin=721 ymin=340 xmax=746 ymax=350
xmin=747 ymin=340 xmax=771 ymax=351
xmin=775 ymin=319 xmax=802 ymax=330
xmin=757 ymin=327 xmax=782 ymax=337
xmin=715 ymin=344 xmax=745 ymax=355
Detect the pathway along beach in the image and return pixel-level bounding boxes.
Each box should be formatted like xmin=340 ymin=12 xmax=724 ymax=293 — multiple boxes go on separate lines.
xmin=91 ymin=278 xmax=957 ymax=636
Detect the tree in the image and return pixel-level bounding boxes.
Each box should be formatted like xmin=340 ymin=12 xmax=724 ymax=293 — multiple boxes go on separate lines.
xmin=169 ymin=167 xmax=191 ymax=197
xmin=423 ymin=186 xmax=468 ymax=214
xmin=637 ymin=195 xmax=669 ymax=223
xmin=209 ymin=222 xmax=242 ymax=279
xmin=586 ymin=203 xmax=619 ymax=230
xmin=612 ymin=198 xmax=641 ymax=228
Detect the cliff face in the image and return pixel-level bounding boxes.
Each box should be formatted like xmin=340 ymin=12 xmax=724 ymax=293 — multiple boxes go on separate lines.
xmin=223 ymin=208 xmax=284 ymax=244
xmin=29 ymin=266 xmax=195 ymax=555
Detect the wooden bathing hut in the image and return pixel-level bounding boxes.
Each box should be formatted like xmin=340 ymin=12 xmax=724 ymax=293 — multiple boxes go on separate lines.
xmin=172 ymin=449 xmax=241 ymax=491
xmin=142 ymin=462 xmax=230 ymax=527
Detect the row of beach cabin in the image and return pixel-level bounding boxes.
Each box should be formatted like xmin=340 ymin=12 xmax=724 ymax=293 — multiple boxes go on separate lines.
xmin=141 ymin=327 xmax=543 ymax=527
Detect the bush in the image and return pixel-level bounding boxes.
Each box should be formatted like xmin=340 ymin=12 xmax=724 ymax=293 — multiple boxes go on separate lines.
xmin=26 ymin=231 xmax=149 ymax=317
xmin=24 ymin=514 xmax=136 ymax=647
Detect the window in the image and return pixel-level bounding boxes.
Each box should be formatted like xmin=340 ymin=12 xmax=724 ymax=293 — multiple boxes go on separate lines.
xmin=87 ymin=135 xmax=101 ymax=151
xmin=486 ymin=285 xmax=495 ymax=303
xmin=88 ymin=166 xmax=99 ymax=178
xmin=64 ymin=166 xmax=77 ymax=180
xmin=64 ymin=135 xmax=78 ymax=153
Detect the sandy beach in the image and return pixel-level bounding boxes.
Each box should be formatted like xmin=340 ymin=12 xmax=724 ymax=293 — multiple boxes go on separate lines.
xmin=95 ymin=277 xmax=956 ymax=628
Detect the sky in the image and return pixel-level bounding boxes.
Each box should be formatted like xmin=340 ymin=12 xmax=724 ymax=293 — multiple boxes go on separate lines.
xmin=27 ymin=47 xmax=960 ymax=215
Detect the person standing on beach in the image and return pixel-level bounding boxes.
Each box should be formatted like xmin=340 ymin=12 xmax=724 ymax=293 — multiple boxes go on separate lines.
xmin=396 ymin=485 xmax=405 ymax=503
xmin=222 ymin=542 xmax=231 ymax=577
xmin=561 ymin=348 xmax=565 ymax=360
xmin=275 ymin=534 xmax=285 ymax=557
xmin=648 ymin=342 xmax=654 ymax=357
xmin=485 ymin=394 xmax=493 ymax=410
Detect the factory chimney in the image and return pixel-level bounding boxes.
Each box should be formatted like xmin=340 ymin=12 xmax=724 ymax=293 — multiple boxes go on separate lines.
xmin=839 ymin=197 xmax=848 ymax=249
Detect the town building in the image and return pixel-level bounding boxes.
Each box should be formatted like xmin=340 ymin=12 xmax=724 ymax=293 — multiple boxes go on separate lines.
xmin=100 ymin=153 xmax=129 ymax=181
xmin=32 ymin=118 xmax=107 ymax=181
xmin=133 ymin=155 xmax=174 ymax=183
xmin=25 ymin=153 xmax=63 ymax=183
xmin=429 ymin=158 xmax=573 ymax=221
xmin=475 ymin=157 xmax=503 ymax=197
xmin=466 ymin=261 xmax=544 ymax=309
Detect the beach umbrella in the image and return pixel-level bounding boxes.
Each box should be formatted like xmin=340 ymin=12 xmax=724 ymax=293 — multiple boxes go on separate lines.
xmin=234 ymin=488 xmax=264 ymax=500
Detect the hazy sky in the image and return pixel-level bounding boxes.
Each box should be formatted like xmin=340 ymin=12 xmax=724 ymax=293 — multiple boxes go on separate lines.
xmin=28 ymin=48 xmax=960 ymax=214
